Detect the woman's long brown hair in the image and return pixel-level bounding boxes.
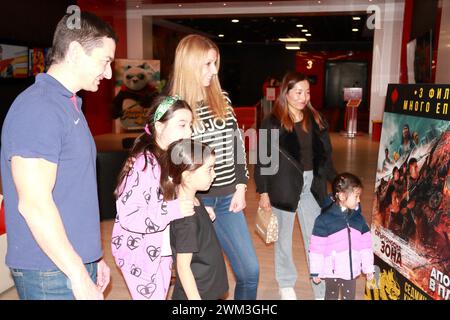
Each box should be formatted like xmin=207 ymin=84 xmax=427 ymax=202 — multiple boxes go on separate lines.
xmin=272 ymin=71 xmax=325 ymax=132
xmin=114 ymin=96 xmax=192 ymax=198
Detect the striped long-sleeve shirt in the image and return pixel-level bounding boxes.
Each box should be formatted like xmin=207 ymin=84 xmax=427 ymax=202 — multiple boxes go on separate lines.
xmin=192 ymin=96 xmax=249 ymax=197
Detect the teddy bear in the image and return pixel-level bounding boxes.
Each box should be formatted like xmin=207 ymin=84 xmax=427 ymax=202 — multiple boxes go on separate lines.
xmin=112 ymin=62 xmax=158 ymax=129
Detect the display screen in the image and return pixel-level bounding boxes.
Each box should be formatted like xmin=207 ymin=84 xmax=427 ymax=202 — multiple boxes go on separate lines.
xmin=0 ymin=44 xmax=28 ymax=78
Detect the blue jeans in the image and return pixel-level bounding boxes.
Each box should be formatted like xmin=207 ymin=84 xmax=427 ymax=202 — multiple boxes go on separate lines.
xmin=202 ymin=193 xmax=259 ymax=300
xmin=10 ymin=262 xmax=97 ymax=300
xmin=272 ymin=171 xmax=326 ymax=299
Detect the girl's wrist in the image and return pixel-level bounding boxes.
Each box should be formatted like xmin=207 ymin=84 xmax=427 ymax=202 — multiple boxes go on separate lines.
xmin=235 ymin=184 xmax=247 ymax=192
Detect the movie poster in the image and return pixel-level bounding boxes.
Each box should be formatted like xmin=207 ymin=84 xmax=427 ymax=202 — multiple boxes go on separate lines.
xmin=112 ymin=59 xmax=161 ymax=131
xmin=366 ymin=84 xmax=449 ymax=300
xmin=28 ymin=48 xmax=51 ymax=76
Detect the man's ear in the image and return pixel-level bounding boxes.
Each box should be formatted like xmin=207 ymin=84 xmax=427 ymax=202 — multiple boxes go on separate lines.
xmin=66 ymin=41 xmax=83 ymax=64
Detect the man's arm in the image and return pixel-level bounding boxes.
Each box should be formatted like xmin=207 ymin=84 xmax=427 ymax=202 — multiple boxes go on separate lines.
xmin=11 ymin=156 xmax=103 ymax=300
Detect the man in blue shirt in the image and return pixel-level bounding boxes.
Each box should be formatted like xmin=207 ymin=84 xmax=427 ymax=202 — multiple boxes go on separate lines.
xmin=1 ymin=11 xmax=117 ymax=300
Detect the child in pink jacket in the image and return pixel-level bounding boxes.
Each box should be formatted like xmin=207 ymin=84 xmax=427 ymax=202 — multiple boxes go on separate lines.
xmin=309 ymin=172 xmax=374 ymax=300
xmin=111 ymin=95 xmax=195 ymax=299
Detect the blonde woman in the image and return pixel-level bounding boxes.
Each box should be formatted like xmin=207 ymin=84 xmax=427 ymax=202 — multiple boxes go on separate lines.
xmin=168 ymin=34 xmax=259 ymax=300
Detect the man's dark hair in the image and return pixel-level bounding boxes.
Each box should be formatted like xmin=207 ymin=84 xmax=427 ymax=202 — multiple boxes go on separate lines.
xmin=49 ymin=11 xmax=118 ymax=65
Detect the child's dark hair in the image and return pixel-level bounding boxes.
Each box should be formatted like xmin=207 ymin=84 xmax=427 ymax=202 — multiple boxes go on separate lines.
xmin=114 ymin=95 xmax=192 ymax=198
xmin=159 ymin=139 xmax=215 ymax=201
xmin=332 ymin=172 xmax=363 ymax=202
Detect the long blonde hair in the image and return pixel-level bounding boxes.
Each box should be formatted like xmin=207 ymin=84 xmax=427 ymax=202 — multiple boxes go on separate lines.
xmin=169 ymin=34 xmax=228 ymax=121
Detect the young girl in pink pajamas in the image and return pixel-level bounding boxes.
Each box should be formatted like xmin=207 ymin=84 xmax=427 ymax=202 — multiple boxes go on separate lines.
xmin=111 ymin=95 xmax=195 ymax=299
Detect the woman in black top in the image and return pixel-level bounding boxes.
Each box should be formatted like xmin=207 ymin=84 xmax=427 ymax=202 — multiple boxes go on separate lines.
xmin=160 ymin=139 xmax=228 ymax=300
xmin=254 ymin=72 xmax=336 ymax=300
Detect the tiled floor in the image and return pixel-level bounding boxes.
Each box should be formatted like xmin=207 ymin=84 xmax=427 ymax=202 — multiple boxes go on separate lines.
xmin=0 ymin=132 xmax=379 ymax=300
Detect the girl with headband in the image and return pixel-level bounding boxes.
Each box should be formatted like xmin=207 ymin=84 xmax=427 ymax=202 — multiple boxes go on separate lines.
xmin=111 ymin=95 xmax=196 ymax=300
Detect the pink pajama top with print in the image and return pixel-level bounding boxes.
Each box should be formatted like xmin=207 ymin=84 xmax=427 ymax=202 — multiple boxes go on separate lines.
xmin=111 ymin=152 xmax=183 ymax=299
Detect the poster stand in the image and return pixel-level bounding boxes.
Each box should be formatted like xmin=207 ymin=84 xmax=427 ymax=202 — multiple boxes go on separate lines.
xmin=345 ymin=99 xmax=361 ymax=138
xmin=341 ymin=87 xmax=363 ymax=138
xmin=366 ymin=83 xmax=450 ymax=300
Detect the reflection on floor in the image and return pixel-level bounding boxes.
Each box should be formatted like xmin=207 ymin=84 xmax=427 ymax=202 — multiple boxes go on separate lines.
xmin=0 ymin=133 xmax=379 ymax=300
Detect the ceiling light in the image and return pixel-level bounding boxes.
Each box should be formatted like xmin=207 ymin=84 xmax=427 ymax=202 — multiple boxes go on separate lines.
xmin=301 ymin=29 xmax=308 ymax=32
xmin=285 ymin=44 xmax=300 ymax=50
xmin=305 ymin=33 xmax=311 ymax=36
xmin=232 ymin=19 xmax=239 ymax=23
xmin=352 ymin=28 xmax=359 ymax=32
xmin=223 ymin=3 xmax=227 ymax=6
xmin=269 ymin=2 xmax=273 ymax=4
xmin=317 ymin=0 xmax=321 ymax=3
xmin=135 ymin=5 xmax=140 ymax=8
xmin=218 ymin=34 xmax=224 ymax=37
xmin=353 ymin=17 xmax=361 ymax=20
xmin=296 ymin=24 xmax=303 ymax=27
xmin=237 ymin=40 xmax=242 ymax=43
xmin=177 ymin=4 xmax=182 ymax=7
xmin=279 ymin=38 xmax=307 ymax=42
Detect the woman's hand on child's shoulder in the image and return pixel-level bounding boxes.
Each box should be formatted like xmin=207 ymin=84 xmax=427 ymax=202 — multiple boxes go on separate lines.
xmin=205 ymin=206 xmax=216 ymax=222
xmin=179 ymin=199 xmax=195 ymax=217
xmin=312 ymin=277 xmax=322 ymax=284
xmin=366 ymin=272 xmax=374 ymax=281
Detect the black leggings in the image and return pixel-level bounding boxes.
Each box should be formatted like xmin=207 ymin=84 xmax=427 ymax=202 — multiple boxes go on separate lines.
xmin=324 ymin=278 xmax=356 ymax=300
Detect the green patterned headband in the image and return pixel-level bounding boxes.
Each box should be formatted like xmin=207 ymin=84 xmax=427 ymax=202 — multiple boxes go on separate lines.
xmin=154 ymin=95 xmax=181 ymax=122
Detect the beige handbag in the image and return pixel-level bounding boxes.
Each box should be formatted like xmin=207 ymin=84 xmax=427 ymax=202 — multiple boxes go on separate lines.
xmin=255 ymin=207 xmax=278 ymax=244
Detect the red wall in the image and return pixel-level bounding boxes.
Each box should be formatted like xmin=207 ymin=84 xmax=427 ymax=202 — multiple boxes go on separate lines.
xmin=432 ymin=4 xmax=442 ymax=82
xmin=295 ymin=51 xmax=373 ymax=109
xmin=399 ymin=0 xmax=414 ymax=84
xmin=399 ymin=0 xmax=442 ymax=84
xmin=77 ymin=0 xmax=127 ymax=136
